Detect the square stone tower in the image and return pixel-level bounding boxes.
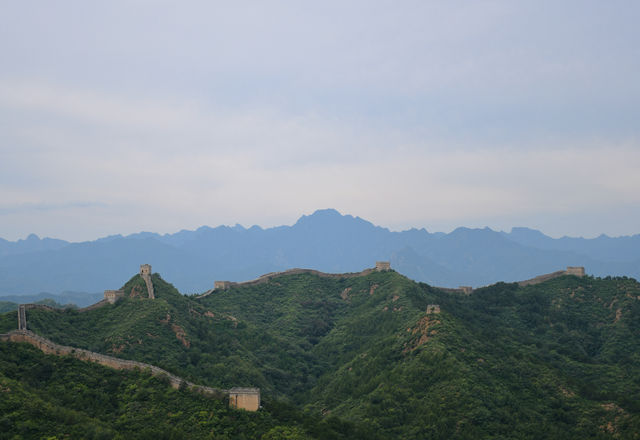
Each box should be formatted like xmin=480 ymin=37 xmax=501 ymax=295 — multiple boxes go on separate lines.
xmin=375 ymin=261 xmax=391 ymax=271
xmin=139 ymin=264 xmax=155 ymax=299
xmin=214 ymin=281 xmax=231 ymax=290
xmin=140 ymin=264 xmax=152 ymax=276
xmin=566 ymin=266 xmax=585 ymax=277
xmin=228 ymin=388 xmax=260 ymax=411
xmin=104 ymin=290 xmax=124 ymax=304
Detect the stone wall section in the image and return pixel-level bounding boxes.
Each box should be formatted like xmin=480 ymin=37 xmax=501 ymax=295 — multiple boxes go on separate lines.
xmin=437 ymin=286 xmax=474 ymax=295
xmin=566 ymin=266 xmax=586 ymax=277
xmin=104 ymin=290 xmax=125 ymax=304
xmin=517 ymin=270 xmax=567 ymax=287
xmin=5 ymin=295 xmax=259 ymax=409
xmin=518 ymin=267 xmax=585 ymax=287
xmin=18 ymin=305 xmax=26 ymax=330
xmin=78 ymin=299 xmax=111 ymax=312
xmin=24 ymin=303 xmax=58 ymax=312
xmin=228 ymin=387 xmax=261 ymax=411
xmin=140 ymin=264 xmax=155 ymax=299
xmin=0 ymin=330 xmax=226 ymax=400
xmin=433 ymin=267 xmax=586 ymax=293
xmin=202 ymin=265 xmax=385 ymax=296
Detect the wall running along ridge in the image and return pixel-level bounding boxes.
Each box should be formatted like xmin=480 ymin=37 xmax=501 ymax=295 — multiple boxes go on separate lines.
xmin=205 ymin=264 xmax=585 ymax=297
xmin=0 ymin=329 xmax=227 ymax=399
xmin=434 ymin=267 xmax=586 ymax=293
xmin=140 ymin=264 xmax=155 ymax=299
xmin=518 ymin=267 xmax=585 ymax=287
xmin=203 ymin=266 xmax=380 ymax=297
xmin=17 ymin=305 xmax=26 ymax=330
xmin=6 ymin=263 xmax=584 ymax=412
xmin=9 ymin=280 xmax=260 ymax=411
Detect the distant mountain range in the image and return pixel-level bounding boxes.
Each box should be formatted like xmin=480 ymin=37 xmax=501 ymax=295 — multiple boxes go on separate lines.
xmin=1 ymin=208 xmax=639 ymax=298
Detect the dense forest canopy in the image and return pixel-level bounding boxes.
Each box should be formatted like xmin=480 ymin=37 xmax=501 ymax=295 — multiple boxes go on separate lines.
xmin=2 ymin=269 xmax=639 ymax=438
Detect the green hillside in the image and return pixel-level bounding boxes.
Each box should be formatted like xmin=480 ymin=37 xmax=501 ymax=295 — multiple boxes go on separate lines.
xmin=0 ymin=342 xmax=371 ymax=440
xmin=0 ymin=298 xmax=68 ymax=314
xmin=1 ymin=270 xmax=639 ymax=438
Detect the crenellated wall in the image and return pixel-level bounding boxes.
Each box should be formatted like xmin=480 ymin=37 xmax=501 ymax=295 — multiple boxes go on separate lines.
xmin=228 ymin=387 xmax=260 ymax=411
xmin=518 ymin=266 xmax=586 ymax=287
xmin=203 ymin=264 xmax=388 ymax=296
xmin=7 ymin=276 xmax=259 ymax=410
xmin=18 ymin=305 xmax=26 ymax=330
xmin=0 ymin=330 xmax=226 ymax=400
xmin=140 ymin=264 xmax=155 ymax=299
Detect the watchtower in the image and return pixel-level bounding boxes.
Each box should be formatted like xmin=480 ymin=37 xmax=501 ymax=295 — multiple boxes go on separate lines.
xmin=214 ymin=281 xmax=231 ymax=290
xmin=375 ymin=261 xmax=391 ymax=271
xmin=140 ymin=264 xmax=152 ymax=276
xmin=426 ymin=304 xmax=441 ymax=314
xmin=139 ymin=264 xmax=155 ymax=299
xmin=566 ymin=266 xmax=585 ymax=277
xmin=228 ymin=387 xmax=260 ymax=411
xmin=104 ymin=290 xmax=125 ymax=304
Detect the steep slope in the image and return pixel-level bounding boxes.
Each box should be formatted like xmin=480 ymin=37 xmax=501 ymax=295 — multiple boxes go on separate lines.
xmin=0 ymin=342 xmax=372 ymax=439
xmin=2 ymin=269 xmax=639 ymax=438
xmin=302 ymin=276 xmax=640 ymax=438
xmin=196 ymin=271 xmax=640 ymax=438
xmin=1 ymin=274 xmax=280 ymax=393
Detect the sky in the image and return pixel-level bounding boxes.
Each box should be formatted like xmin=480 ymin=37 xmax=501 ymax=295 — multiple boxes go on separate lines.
xmin=1 ymin=1 xmax=639 ymax=241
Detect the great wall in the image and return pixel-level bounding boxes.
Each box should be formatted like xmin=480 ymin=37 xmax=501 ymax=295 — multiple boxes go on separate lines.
xmin=433 ymin=266 xmax=586 ymax=295
xmin=517 ymin=266 xmax=585 ymax=287
xmin=199 ymin=261 xmax=391 ymax=297
xmin=140 ymin=263 xmax=155 ymax=299
xmin=203 ymin=262 xmax=585 ymax=297
xmin=3 ymin=261 xmax=586 ymax=413
xmin=3 ymin=264 xmax=260 ymax=411
xmin=0 ymin=329 xmax=226 ymax=396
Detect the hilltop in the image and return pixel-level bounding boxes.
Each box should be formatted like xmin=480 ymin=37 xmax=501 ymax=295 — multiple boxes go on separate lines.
xmin=2 ymin=266 xmax=639 ymax=438
xmin=1 ymin=209 xmax=639 ymax=298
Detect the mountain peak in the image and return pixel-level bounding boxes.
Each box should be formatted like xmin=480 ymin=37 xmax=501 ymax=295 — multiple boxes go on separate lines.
xmin=310 ymin=208 xmax=342 ymax=218
xmin=295 ymin=208 xmax=345 ymax=225
xmin=293 ymin=209 xmax=376 ymax=229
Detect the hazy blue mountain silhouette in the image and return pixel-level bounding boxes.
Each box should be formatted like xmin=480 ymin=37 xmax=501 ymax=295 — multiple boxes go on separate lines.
xmin=0 ymin=233 xmax=68 ymax=257
xmin=0 ymin=209 xmax=638 ymax=298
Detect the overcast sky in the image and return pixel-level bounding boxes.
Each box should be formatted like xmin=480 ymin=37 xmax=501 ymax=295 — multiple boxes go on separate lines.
xmin=1 ymin=1 xmax=639 ymax=241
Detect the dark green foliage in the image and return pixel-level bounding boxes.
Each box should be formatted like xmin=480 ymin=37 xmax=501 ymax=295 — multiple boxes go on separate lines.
xmin=0 ymin=301 xmax=18 ymax=314
xmin=0 ymin=298 xmax=69 ymax=314
xmin=2 ymin=271 xmax=640 ymax=438
xmin=0 ymin=298 xmax=68 ymax=325
xmin=0 ymin=342 xmax=371 ymax=439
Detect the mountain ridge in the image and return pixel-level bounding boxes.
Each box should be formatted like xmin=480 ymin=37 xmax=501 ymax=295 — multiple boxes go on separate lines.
xmin=1 ymin=209 xmax=638 ymax=297
xmin=2 ymin=268 xmax=638 ymax=438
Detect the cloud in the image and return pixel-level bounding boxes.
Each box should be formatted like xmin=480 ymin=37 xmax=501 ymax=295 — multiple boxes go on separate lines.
xmin=0 ymin=201 xmax=106 ymax=216
xmin=0 ymin=2 xmax=639 ymax=240
xmin=3 ymin=79 xmax=638 ymax=240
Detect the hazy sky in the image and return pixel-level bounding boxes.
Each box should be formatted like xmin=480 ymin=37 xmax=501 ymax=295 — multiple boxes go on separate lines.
xmin=1 ymin=1 xmax=639 ymax=241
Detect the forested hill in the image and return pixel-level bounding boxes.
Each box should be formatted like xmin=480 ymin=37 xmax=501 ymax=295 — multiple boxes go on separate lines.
xmin=1 ymin=269 xmax=639 ymax=438
xmin=2 ymin=209 xmax=640 ymax=296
